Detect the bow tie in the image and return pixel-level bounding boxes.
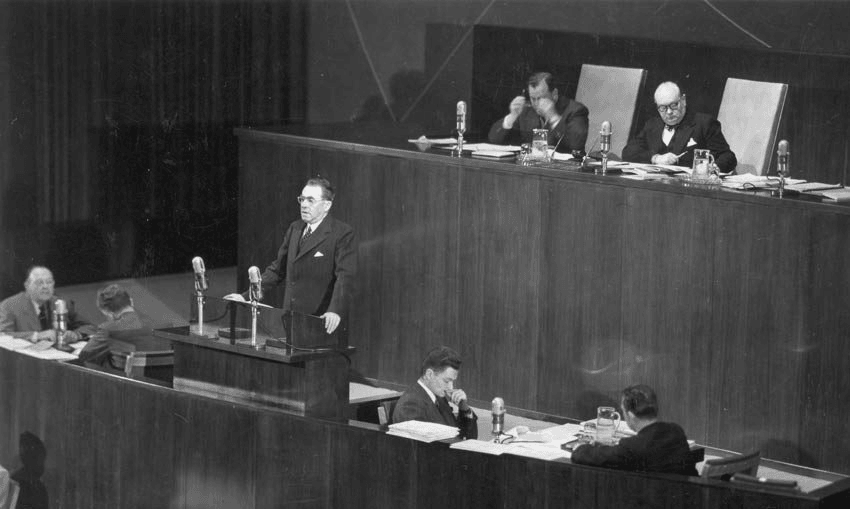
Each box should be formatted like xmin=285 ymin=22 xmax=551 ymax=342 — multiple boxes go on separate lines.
xmin=665 ymin=125 xmax=676 ymax=132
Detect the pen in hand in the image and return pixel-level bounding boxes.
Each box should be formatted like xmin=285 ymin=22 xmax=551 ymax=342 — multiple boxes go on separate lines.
xmin=674 ymin=151 xmax=687 ymax=160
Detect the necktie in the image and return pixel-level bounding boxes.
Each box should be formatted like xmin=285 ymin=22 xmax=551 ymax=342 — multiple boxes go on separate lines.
xmin=299 ymin=226 xmax=312 ymax=251
xmin=436 ymin=397 xmax=456 ymax=426
xmin=38 ymin=303 xmax=50 ymax=331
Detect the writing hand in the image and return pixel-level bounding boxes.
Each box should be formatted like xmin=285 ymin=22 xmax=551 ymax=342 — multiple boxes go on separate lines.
xmin=652 ymin=152 xmax=679 ymax=165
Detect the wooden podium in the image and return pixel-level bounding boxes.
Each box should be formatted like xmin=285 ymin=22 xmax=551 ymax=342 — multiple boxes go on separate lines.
xmin=155 ymin=298 xmax=353 ymax=421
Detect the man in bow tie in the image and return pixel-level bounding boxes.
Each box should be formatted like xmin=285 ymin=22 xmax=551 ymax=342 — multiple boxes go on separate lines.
xmin=254 ymin=177 xmax=357 ymax=335
xmin=623 ymin=81 xmax=737 ymax=172
xmin=391 ymin=346 xmax=478 ymax=439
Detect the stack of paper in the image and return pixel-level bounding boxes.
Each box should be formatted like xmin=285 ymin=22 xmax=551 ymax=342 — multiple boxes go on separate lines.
xmin=387 ymin=420 xmax=459 ymax=442
xmin=822 ymin=187 xmax=850 ymax=201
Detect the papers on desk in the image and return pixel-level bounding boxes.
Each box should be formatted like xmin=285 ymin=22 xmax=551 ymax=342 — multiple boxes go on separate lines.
xmin=821 ymin=187 xmax=850 ymax=201
xmin=387 ymin=420 xmax=459 ymax=442
xmin=784 ymin=182 xmax=843 ymax=193
xmin=720 ymin=174 xmax=805 ymax=190
xmin=450 ymin=422 xmax=581 ymax=461
xmin=222 ymin=294 xmax=274 ymax=308
xmin=462 ymin=143 xmax=522 ymax=153
xmin=407 ymin=135 xmax=457 ymax=146
xmin=0 ymin=334 xmax=85 ymax=361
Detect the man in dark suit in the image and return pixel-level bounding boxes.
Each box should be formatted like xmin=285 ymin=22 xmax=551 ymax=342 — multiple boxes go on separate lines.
xmin=0 ymin=266 xmax=91 ymax=342
xmin=257 ymin=177 xmax=357 ymax=335
xmin=622 ymin=81 xmax=737 ymax=172
xmin=488 ymin=71 xmax=589 ymax=154
xmin=391 ymin=346 xmax=478 ymax=439
xmin=571 ymin=384 xmax=698 ymax=476
xmin=76 ymin=283 xmax=160 ymax=368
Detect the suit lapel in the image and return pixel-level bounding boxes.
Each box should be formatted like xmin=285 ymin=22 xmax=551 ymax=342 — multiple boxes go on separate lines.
xmin=295 ymin=217 xmax=332 ymax=261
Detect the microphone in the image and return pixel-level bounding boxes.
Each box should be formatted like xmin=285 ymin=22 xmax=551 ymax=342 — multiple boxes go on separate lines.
xmin=600 ymin=121 xmax=612 ymax=154
xmin=248 ymin=266 xmax=263 ymax=302
xmin=54 ymin=299 xmax=68 ymax=344
xmin=192 ymin=256 xmax=208 ymax=293
xmin=456 ymin=101 xmax=467 ymax=135
xmin=777 ymin=139 xmax=790 ymax=178
xmin=491 ymin=397 xmax=505 ymax=435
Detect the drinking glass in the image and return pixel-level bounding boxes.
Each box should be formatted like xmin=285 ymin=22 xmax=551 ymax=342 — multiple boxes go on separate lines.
xmin=595 ymin=406 xmax=621 ymax=444
xmin=692 ymin=149 xmax=715 ymax=179
xmin=531 ymin=128 xmax=549 ymax=161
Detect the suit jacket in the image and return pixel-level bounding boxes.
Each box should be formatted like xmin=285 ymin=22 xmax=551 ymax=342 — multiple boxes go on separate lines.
xmin=622 ymin=111 xmax=737 ymax=172
xmin=488 ymin=96 xmax=589 ymax=153
xmin=0 ymin=292 xmax=91 ymax=339
xmin=391 ymin=381 xmax=478 ymax=439
xmin=261 ymin=216 xmax=357 ymax=318
xmin=571 ymin=421 xmax=698 ymax=476
xmin=76 ymin=310 xmax=156 ymax=366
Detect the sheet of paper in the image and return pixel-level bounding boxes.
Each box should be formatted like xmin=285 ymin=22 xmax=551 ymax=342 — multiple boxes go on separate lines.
xmin=462 ymin=143 xmax=522 ymax=152
xmin=0 ymin=335 xmax=36 ymax=351
xmin=450 ymin=439 xmax=507 ymax=455
xmin=406 ymin=136 xmax=457 ymax=145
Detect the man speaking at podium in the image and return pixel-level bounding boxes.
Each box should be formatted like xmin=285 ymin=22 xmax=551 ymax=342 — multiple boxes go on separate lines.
xmin=256 ymin=177 xmax=357 ymax=336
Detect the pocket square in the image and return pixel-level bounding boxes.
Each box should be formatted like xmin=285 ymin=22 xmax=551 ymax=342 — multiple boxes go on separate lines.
xmin=314 ymin=251 xmax=324 ymax=257
xmin=687 ymin=138 xmax=697 ymax=147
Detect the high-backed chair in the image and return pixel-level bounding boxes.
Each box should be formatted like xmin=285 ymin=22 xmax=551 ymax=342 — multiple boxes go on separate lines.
xmin=574 ymin=64 xmax=647 ymax=157
xmin=716 ymin=78 xmax=788 ymax=175
xmin=701 ymin=450 xmax=761 ymax=481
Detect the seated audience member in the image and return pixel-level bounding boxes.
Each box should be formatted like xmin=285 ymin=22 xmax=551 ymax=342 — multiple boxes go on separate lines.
xmin=622 ymin=81 xmax=737 ymax=172
xmin=488 ymin=71 xmax=589 ymax=154
xmin=0 ymin=266 xmax=92 ymax=342
xmin=392 ymin=346 xmax=478 ymax=439
xmin=571 ymin=384 xmax=698 ymax=476
xmin=77 ymin=284 xmax=153 ymax=367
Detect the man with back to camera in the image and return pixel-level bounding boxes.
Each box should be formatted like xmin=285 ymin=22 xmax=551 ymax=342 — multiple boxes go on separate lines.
xmin=0 ymin=265 xmax=93 ymax=342
xmin=488 ymin=71 xmax=589 ymax=154
xmin=236 ymin=177 xmax=357 ymax=337
xmin=391 ymin=346 xmax=478 ymax=439
xmin=570 ymin=384 xmax=698 ymax=476
xmin=76 ymin=283 xmax=158 ymax=367
xmin=622 ymin=81 xmax=737 ymax=172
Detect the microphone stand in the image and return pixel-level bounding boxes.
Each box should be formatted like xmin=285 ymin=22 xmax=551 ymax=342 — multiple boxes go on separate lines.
xmin=195 ymin=280 xmax=205 ymax=336
xmin=249 ymin=295 xmax=259 ymax=349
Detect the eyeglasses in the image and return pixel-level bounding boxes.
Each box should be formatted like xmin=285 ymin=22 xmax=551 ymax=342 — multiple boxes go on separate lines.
xmin=657 ymin=97 xmax=685 ymax=114
xmin=297 ymin=195 xmax=325 ymax=205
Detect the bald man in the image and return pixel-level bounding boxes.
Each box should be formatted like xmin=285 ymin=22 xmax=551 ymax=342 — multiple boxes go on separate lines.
xmin=0 ymin=266 xmax=92 ymax=342
xmin=622 ymin=81 xmax=736 ymax=172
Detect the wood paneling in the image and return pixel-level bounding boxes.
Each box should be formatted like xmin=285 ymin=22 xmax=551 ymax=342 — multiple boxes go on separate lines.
xmin=1 ymin=348 xmax=846 ymax=508
xmin=236 ymin=128 xmax=850 ymax=474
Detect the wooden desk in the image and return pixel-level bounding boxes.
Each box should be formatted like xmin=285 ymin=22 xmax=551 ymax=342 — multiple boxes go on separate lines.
xmin=1 ymin=347 xmax=848 ymax=508
xmin=236 ymin=126 xmax=850 ymax=474
xmin=156 ymin=327 xmax=352 ymax=421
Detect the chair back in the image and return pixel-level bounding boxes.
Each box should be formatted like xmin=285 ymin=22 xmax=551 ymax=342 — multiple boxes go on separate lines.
xmin=377 ymin=399 xmax=397 ymax=427
xmin=574 ymin=64 xmax=647 ymax=156
xmin=716 ymin=78 xmax=788 ymax=175
xmin=731 ymin=473 xmax=799 ymax=492
xmin=702 ymin=450 xmax=761 ymax=480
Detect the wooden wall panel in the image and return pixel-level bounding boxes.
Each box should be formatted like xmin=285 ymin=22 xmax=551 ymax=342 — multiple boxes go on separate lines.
xmin=1 ymin=349 xmax=846 ymax=508
xmin=456 ymin=169 xmax=543 ymax=406
xmin=237 ymin=130 xmax=850 ymax=474
xmin=537 ymin=179 xmax=626 ymax=418
xmin=618 ymin=189 xmax=717 ymax=442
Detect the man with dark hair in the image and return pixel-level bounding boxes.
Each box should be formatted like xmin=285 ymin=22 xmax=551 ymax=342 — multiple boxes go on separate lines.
xmin=238 ymin=177 xmax=357 ymax=337
xmin=391 ymin=346 xmax=478 ymax=439
xmin=76 ymin=284 xmax=154 ymax=366
xmin=0 ymin=266 xmax=91 ymax=342
xmin=622 ymin=81 xmax=737 ymax=172
xmin=488 ymin=71 xmax=589 ymax=153
xmin=571 ymin=384 xmax=698 ymax=475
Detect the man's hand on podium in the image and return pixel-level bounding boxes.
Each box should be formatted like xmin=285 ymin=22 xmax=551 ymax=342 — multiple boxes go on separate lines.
xmin=320 ymin=312 xmax=340 ymax=334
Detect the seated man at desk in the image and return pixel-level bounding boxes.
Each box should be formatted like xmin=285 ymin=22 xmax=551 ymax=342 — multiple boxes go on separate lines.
xmin=622 ymin=81 xmax=737 ymax=172
xmin=76 ymin=284 xmax=158 ymax=369
xmin=392 ymin=346 xmax=478 ymax=439
xmin=571 ymin=384 xmax=698 ymax=476
xmin=0 ymin=265 xmax=92 ymax=342
xmin=488 ymin=71 xmax=589 ymax=154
